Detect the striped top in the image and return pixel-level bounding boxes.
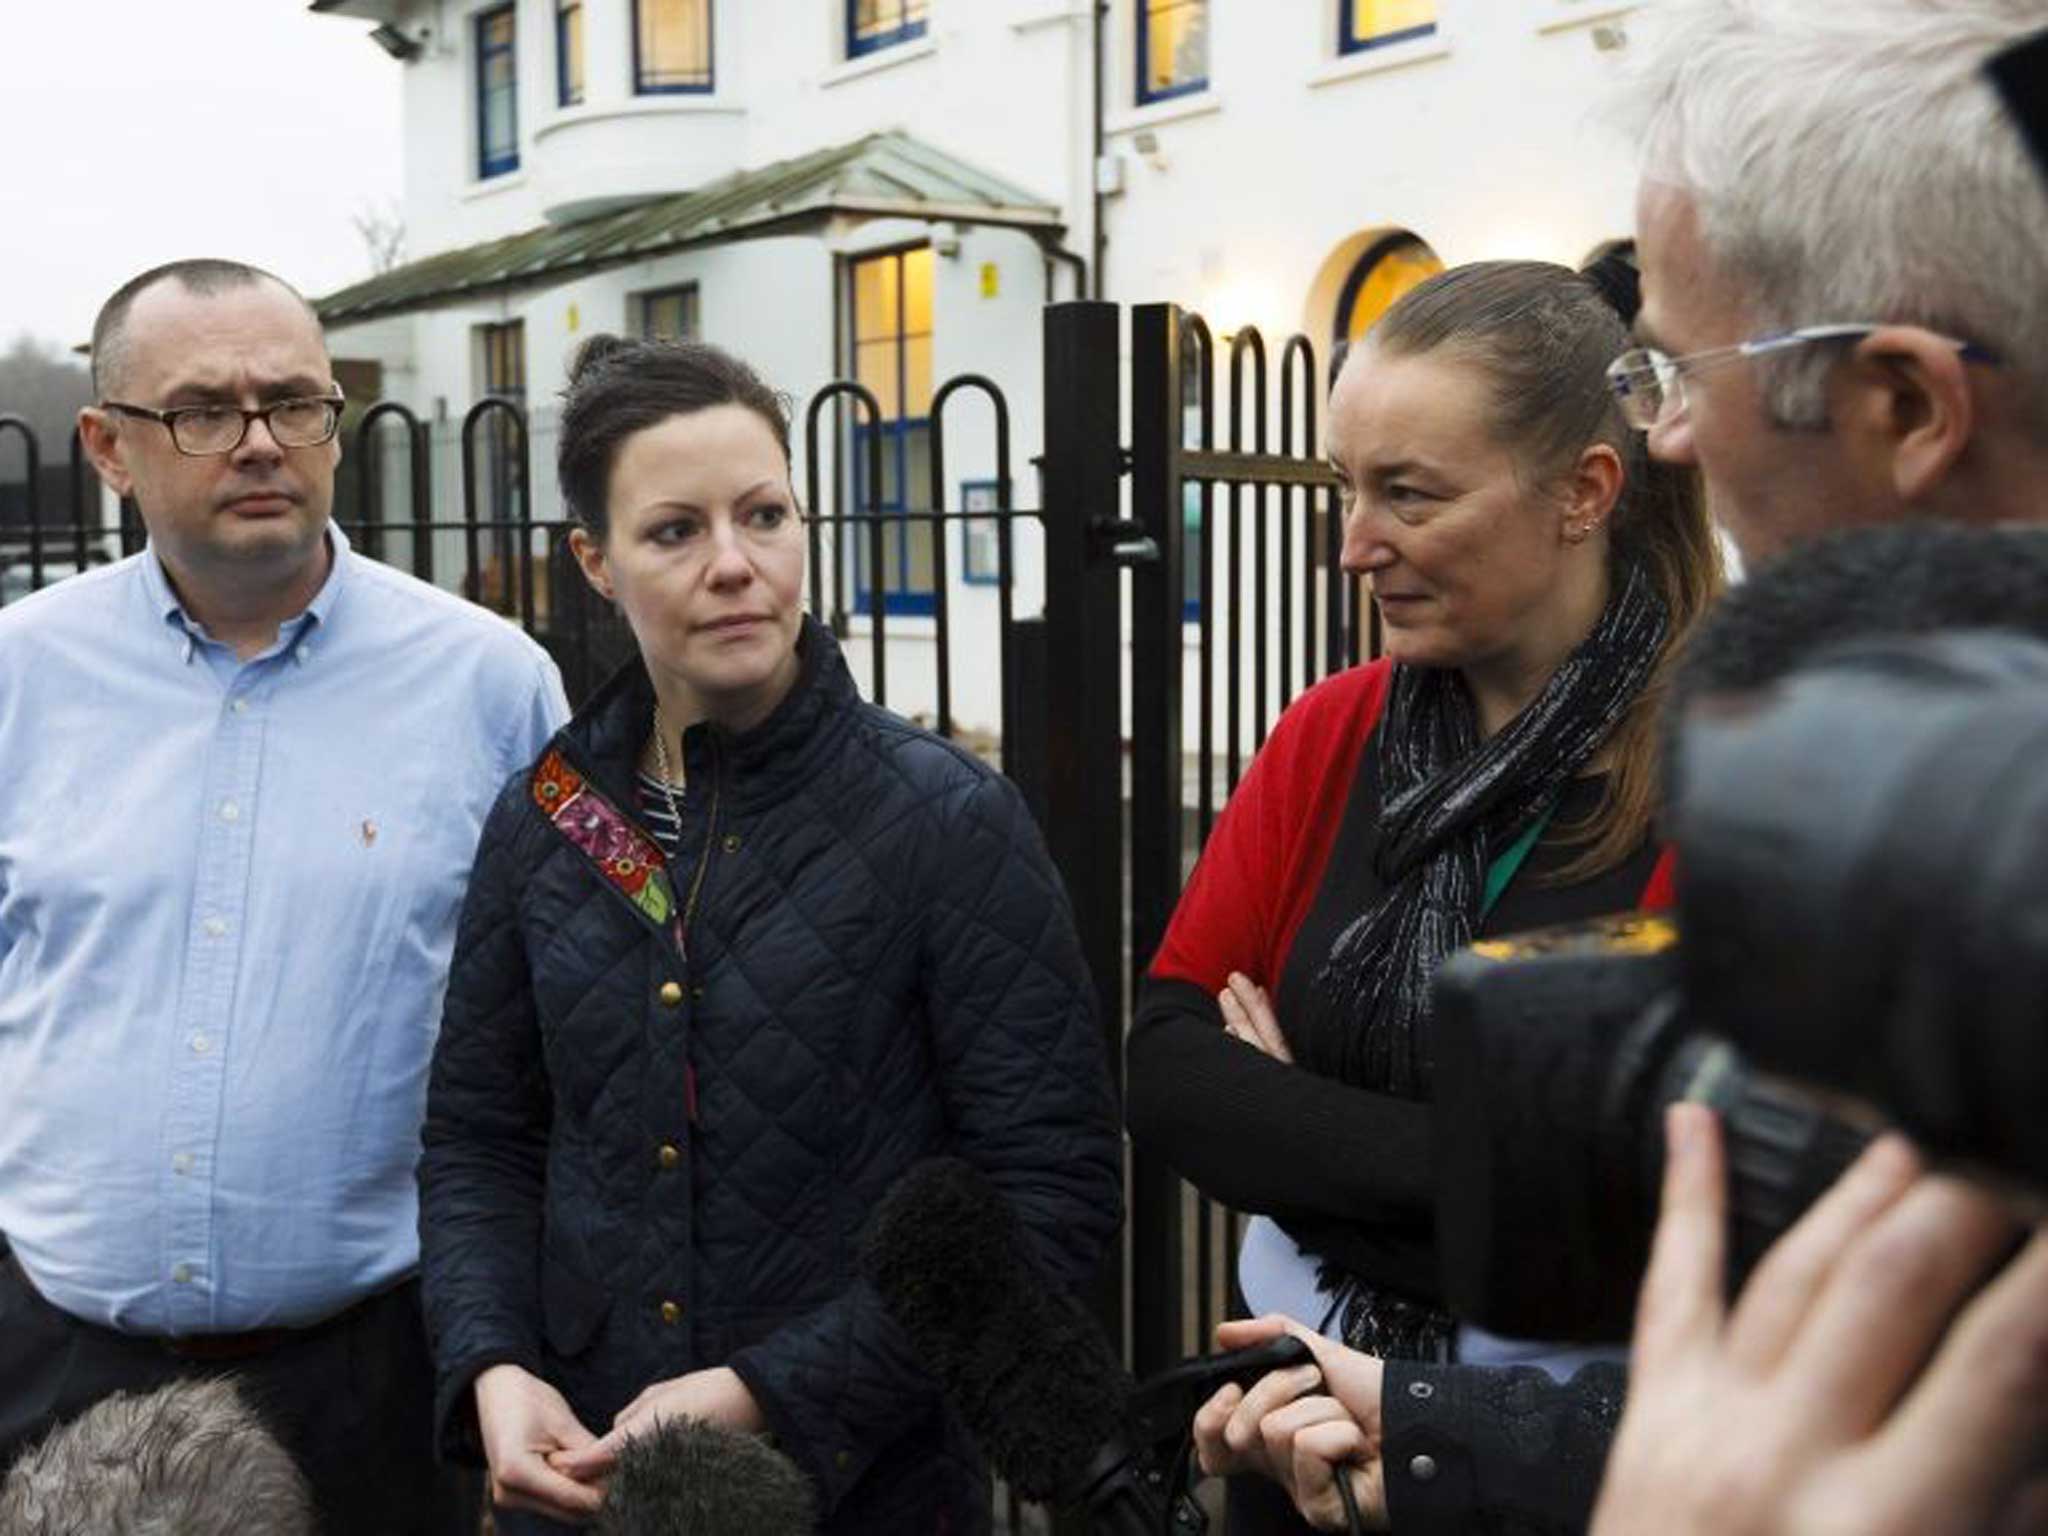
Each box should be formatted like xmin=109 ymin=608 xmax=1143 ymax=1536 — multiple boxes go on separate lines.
xmin=636 ymin=772 xmax=686 ymax=859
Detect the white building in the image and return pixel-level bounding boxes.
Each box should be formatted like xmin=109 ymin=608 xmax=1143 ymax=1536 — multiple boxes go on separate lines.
xmin=310 ymin=0 xmax=1647 ymax=728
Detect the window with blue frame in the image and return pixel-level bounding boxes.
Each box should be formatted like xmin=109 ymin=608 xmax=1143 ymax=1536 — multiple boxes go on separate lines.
xmin=850 ymin=247 xmax=936 ymax=616
xmin=636 ymin=0 xmax=713 ymax=93
xmin=1138 ymin=0 xmax=1207 ymax=104
xmin=475 ymin=5 xmax=519 ymax=179
xmin=1340 ymin=0 xmax=1437 ymax=55
xmin=848 ymin=0 xmax=929 ymax=58
xmin=557 ymin=0 xmax=584 ymax=106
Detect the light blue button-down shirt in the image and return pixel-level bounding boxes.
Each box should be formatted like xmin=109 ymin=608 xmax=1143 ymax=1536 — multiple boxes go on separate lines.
xmin=0 ymin=526 xmax=567 ymax=1334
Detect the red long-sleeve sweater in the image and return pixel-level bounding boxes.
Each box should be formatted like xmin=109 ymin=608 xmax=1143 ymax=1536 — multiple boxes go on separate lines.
xmin=1127 ymin=658 xmax=1673 ymax=1302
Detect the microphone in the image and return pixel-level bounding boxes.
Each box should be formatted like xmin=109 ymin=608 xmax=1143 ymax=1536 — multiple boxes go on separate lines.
xmin=861 ymin=1157 xmax=1312 ymax=1534
xmin=593 ymin=1416 xmax=816 ymax=1536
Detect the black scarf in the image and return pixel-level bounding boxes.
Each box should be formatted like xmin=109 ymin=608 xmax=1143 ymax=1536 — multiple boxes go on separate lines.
xmin=1311 ymin=563 xmax=1668 ymax=1098
xmin=1311 ymin=563 xmax=1666 ymax=1362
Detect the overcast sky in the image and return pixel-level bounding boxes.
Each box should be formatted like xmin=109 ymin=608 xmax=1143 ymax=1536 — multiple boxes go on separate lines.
xmin=2 ymin=1 xmax=403 ymax=357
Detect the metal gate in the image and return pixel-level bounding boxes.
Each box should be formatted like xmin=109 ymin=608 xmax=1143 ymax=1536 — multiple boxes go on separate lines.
xmin=1032 ymin=300 xmax=1379 ymax=1383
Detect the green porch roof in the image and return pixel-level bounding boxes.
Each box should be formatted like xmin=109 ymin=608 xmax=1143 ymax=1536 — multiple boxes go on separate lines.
xmin=315 ymin=131 xmax=1065 ymax=326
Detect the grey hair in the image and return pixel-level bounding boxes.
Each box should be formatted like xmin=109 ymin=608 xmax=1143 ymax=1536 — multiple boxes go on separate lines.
xmin=90 ymin=259 xmax=321 ymax=398
xmin=1618 ymin=0 xmax=2048 ymax=429
xmin=0 ymin=1378 xmax=315 ymax=1536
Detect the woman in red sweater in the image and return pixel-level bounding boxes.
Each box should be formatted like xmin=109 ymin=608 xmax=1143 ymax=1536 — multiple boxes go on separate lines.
xmin=1125 ymin=259 xmax=1721 ymax=1531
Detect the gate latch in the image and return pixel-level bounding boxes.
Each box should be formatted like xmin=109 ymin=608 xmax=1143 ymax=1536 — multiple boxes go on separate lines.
xmin=1090 ymin=516 xmax=1161 ymax=568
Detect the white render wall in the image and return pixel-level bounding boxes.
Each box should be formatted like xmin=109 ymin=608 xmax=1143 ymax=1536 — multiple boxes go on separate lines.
xmin=388 ymin=0 xmax=1095 ymax=253
xmin=385 ymin=0 xmax=1645 ymax=302
xmin=1099 ymin=0 xmax=1647 ymax=339
xmin=326 ymin=0 xmax=1652 ymax=737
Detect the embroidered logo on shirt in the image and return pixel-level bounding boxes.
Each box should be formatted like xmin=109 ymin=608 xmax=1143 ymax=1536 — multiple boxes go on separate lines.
xmin=532 ymin=748 xmax=679 ymax=932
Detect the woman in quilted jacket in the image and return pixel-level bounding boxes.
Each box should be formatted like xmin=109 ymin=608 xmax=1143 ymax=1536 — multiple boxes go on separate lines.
xmin=418 ymin=336 xmax=1123 ymax=1535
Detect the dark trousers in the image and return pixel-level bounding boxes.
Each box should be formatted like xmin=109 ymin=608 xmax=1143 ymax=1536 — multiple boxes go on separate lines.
xmin=0 ymin=1250 xmax=480 ymax=1536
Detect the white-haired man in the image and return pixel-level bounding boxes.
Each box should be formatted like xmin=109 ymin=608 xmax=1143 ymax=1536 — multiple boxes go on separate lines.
xmin=1592 ymin=3 xmax=2048 ymax=1529
xmin=1196 ymin=3 xmax=2048 ymax=1530
xmin=1625 ymin=0 xmax=2048 ymax=561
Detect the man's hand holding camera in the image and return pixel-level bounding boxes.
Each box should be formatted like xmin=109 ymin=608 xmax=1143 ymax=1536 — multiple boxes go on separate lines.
xmin=1592 ymin=1105 xmax=2048 ymax=1536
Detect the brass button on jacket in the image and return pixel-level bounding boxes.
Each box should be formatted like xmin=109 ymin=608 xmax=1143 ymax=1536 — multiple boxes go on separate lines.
xmin=658 ymin=980 xmax=684 ymax=1007
xmin=657 ymin=1143 xmax=681 ymax=1170
xmin=660 ymin=1300 xmax=682 ymax=1326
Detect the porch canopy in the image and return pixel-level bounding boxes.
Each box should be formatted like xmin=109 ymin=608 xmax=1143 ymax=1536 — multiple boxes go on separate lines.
xmin=315 ymin=131 xmax=1067 ymax=326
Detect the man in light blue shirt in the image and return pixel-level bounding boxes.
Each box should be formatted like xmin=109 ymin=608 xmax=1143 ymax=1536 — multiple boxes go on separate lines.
xmin=0 ymin=259 xmax=567 ymax=1533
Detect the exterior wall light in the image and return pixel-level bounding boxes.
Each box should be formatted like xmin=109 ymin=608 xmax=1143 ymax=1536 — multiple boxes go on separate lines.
xmin=370 ymin=23 xmax=425 ymax=62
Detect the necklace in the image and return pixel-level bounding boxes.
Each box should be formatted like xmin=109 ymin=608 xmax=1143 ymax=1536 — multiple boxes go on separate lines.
xmin=650 ymin=705 xmax=687 ymax=837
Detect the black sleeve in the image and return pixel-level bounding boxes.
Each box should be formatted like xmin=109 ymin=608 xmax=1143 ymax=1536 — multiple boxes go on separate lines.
xmin=1380 ymin=1360 xmax=1626 ymax=1536
xmin=417 ymin=775 xmax=551 ymax=1465
xmin=726 ymin=767 xmax=1123 ymax=1515
xmin=1126 ymin=976 xmax=1436 ymax=1224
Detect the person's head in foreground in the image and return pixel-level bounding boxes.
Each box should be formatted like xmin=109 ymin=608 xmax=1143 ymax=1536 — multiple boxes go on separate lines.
xmin=0 ymin=1377 xmax=314 ymax=1536
xmin=1618 ymin=0 xmax=2048 ymax=564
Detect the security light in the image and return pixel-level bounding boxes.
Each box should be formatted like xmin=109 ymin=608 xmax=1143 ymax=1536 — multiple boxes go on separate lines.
xmin=370 ymin=23 xmax=424 ymax=62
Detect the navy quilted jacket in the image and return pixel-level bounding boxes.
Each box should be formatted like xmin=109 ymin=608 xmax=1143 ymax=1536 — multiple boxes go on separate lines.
xmin=418 ymin=618 xmax=1122 ymax=1531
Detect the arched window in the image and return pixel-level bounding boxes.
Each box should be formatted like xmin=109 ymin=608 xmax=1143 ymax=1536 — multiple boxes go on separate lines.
xmin=1333 ymin=231 xmax=1443 ymax=346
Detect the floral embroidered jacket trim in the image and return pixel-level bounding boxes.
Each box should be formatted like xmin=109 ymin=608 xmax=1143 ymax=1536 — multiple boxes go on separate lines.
xmin=531 ymin=747 xmax=679 ymax=934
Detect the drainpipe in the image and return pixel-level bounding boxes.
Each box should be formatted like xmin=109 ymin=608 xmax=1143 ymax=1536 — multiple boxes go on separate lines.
xmin=1045 ymin=246 xmax=1090 ymax=303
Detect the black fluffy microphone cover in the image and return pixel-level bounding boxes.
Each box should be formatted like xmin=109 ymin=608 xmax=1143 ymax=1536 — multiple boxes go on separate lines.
xmin=861 ymin=1158 xmax=1133 ymax=1504
xmin=594 ymin=1417 xmax=817 ymax=1536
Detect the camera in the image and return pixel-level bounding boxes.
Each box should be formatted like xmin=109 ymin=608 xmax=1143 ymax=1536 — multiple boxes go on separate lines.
xmin=1431 ymin=625 xmax=2048 ymax=1341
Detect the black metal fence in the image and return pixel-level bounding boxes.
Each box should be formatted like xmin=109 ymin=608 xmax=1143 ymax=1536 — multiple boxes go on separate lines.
xmin=0 ymin=301 xmax=1371 ymax=1523
xmin=1033 ymin=302 xmax=1376 ymax=1386
xmin=1130 ymin=302 xmax=1378 ymax=1376
xmin=0 ymin=418 xmax=111 ymax=603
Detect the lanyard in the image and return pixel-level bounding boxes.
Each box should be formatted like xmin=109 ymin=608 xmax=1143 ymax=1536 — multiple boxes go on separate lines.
xmin=1478 ymin=800 xmax=1559 ymax=924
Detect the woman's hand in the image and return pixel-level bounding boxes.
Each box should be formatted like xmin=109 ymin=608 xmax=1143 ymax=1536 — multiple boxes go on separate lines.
xmin=550 ymin=1366 xmax=766 ymax=1482
xmin=1194 ymin=1315 xmax=1391 ymax=1529
xmin=1219 ymin=971 xmax=1292 ymax=1063
xmin=473 ymin=1362 xmax=607 ymax=1521
xmin=1192 ymin=1350 xmax=1324 ymax=1480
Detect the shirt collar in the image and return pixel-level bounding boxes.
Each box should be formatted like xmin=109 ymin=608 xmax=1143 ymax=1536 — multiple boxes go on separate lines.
xmin=141 ymin=521 xmax=351 ymax=661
